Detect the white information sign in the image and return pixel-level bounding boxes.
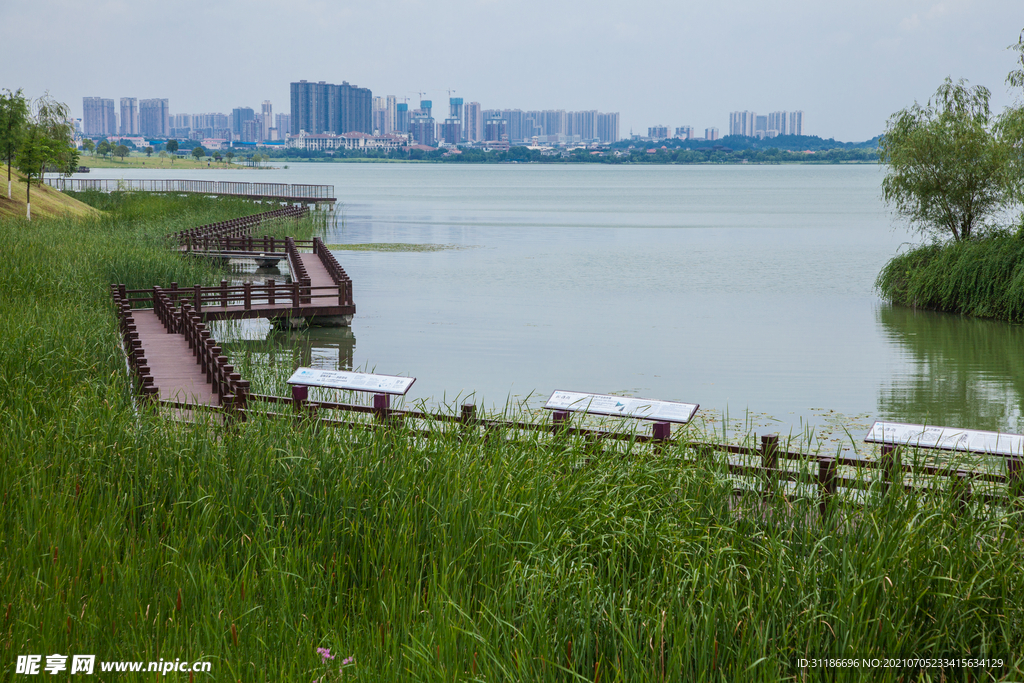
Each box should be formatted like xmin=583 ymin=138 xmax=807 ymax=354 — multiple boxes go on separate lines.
xmin=544 ymin=390 xmax=698 ymax=424
xmin=865 ymin=421 xmax=1024 ymax=457
xmin=287 ymin=367 xmax=415 ymax=395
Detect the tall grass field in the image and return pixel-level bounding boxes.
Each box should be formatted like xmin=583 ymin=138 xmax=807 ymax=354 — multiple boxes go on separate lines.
xmin=1 ymin=193 xmax=1022 ymax=681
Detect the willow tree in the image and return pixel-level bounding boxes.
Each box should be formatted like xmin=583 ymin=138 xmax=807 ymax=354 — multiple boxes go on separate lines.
xmin=879 ymin=78 xmax=1012 ymax=242
xmin=14 ymin=93 xmax=79 ymax=220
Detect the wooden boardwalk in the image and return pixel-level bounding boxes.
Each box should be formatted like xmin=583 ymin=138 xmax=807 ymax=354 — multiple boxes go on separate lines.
xmin=112 ymin=208 xmax=354 ymax=408
xmin=132 ymin=309 xmax=217 ymax=405
xmin=47 ymin=178 xmax=336 ymax=205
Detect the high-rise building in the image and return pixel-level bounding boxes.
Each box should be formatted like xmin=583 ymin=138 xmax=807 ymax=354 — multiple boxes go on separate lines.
xmin=648 ymin=125 xmax=669 ymax=140
xmin=242 ymin=119 xmax=261 ymax=143
xmin=484 ymin=116 xmax=507 ymax=143
xmin=729 ymin=111 xmax=756 ymax=137
xmin=289 ymin=80 xmax=372 ymax=135
xmin=83 ymin=97 xmax=116 ymax=136
xmin=788 ymin=110 xmax=803 ymax=136
xmin=231 ymin=107 xmax=255 ymax=138
xmin=596 ymin=112 xmax=619 ymax=143
xmin=464 ymin=102 xmax=482 ymax=142
xmin=139 ymin=98 xmax=169 ymax=137
xmin=567 ymin=110 xmax=597 ymax=141
xmin=409 ymin=110 xmax=435 ymax=146
xmin=442 ymin=119 xmax=462 ymax=145
xmin=275 ymin=113 xmax=291 ymax=138
xmin=675 ymin=126 xmax=694 ymax=140
xmin=395 ymin=103 xmax=410 ymax=134
xmin=261 ymin=101 xmax=273 ymax=141
xmin=706 ymin=127 xmax=720 ymax=141
xmin=119 ymin=98 xmax=139 ymax=135
xmin=767 ymin=111 xmax=787 ymax=137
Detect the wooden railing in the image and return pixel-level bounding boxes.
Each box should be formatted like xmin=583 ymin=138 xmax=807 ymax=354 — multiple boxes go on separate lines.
xmin=47 ymin=178 xmax=334 ymax=200
xmin=173 ymin=205 xmax=308 ymax=245
xmin=111 ymin=285 xmax=159 ymax=401
xmin=243 ymin=397 xmax=1022 ymax=514
xmin=117 ymin=280 xmax=351 ymax=311
xmin=312 ymin=237 xmax=354 ymax=303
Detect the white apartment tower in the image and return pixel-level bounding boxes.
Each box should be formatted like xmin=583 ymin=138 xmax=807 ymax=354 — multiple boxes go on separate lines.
xmin=261 ymin=101 xmax=273 ymax=141
xmin=120 ymin=98 xmax=139 ymax=135
xmin=788 ymin=110 xmax=803 ymax=136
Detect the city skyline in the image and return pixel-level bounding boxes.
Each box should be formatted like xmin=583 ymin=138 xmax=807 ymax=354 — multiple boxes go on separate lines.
xmin=5 ymin=0 xmax=1021 ymax=143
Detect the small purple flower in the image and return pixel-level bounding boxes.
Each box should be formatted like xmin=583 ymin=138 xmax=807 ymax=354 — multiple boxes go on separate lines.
xmin=341 ymin=656 xmax=355 ymax=667
xmin=317 ymin=647 xmax=335 ymax=661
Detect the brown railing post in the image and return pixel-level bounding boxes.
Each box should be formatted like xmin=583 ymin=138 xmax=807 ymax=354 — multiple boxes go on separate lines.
xmin=461 ymin=403 xmax=477 ymax=426
xmin=552 ymin=410 xmax=569 ymax=434
xmin=955 ymin=471 xmax=972 ymax=515
xmin=373 ymin=393 xmax=390 ymax=424
xmin=220 ymin=280 xmax=228 ymax=308
xmin=291 ymin=384 xmax=308 ymax=414
xmin=761 ymin=433 xmax=779 ymax=501
xmin=268 ymin=279 xmax=276 ymax=306
xmin=291 ymin=282 xmax=300 ymax=308
xmin=881 ymin=444 xmax=900 ymax=494
xmin=244 ymin=282 xmax=252 ymax=310
xmin=1009 ymin=456 xmax=1023 ymax=504
xmin=818 ymin=457 xmax=836 ymax=518
xmin=194 ymin=284 xmax=202 ymax=312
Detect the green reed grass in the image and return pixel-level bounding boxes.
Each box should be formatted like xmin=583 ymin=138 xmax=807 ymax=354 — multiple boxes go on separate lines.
xmin=876 ymin=231 xmax=1024 ymax=323
xmin=2 ymin=198 xmax=1023 ymax=682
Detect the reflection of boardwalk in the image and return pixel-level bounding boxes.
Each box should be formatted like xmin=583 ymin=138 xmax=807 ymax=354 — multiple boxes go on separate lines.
xmin=220 ymin=326 xmax=356 ymax=375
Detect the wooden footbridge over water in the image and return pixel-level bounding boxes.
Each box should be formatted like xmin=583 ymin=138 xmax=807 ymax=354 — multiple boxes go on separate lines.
xmin=114 ymin=205 xmax=354 ymax=407
xmin=46 ymin=178 xmax=336 ymax=206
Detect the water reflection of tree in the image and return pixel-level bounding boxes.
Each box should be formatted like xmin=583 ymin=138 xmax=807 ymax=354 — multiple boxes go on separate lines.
xmin=877 ymin=304 xmax=1024 ymax=431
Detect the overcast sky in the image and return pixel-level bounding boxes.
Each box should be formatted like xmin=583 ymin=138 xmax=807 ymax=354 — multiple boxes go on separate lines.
xmin=2 ymin=0 xmax=1021 ymax=141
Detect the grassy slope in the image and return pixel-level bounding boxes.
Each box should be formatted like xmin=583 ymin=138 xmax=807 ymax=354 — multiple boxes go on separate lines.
xmin=0 ymin=197 xmax=1022 ymax=681
xmin=0 ymin=165 xmax=101 ymax=219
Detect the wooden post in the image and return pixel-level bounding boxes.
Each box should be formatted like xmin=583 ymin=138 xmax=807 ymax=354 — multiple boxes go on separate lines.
xmin=881 ymin=444 xmax=900 ymax=494
xmin=291 ymin=384 xmax=308 ymax=413
xmin=1009 ymin=456 xmax=1023 ymax=503
xmin=552 ymin=410 xmax=569 ymax=434
xmin=291 ymin=282 xmax=300 ymax=308
xmin=373 ymin=393 xmax=390 ymax=424
xmin=818 ymin=458 xmax=836 ymax=519
xmin=461 ymin=403 xmax=477 ymax=426
xmin=761 ymin=434 xmax=779 ymax=468
xmin=955 ymin=471 xmax=972 ymax=515
xmin=761 ymin=433 xmax=779 ymax=501
xmin=268 ymin=279 xmax=276 ymax=306
xmin=220 ymin=280 xmax=228 ymax=308
xmin=244 ymin=282 xmax=252 ymax=310
xmin=194 ymin=284 xmax=202 ymax=312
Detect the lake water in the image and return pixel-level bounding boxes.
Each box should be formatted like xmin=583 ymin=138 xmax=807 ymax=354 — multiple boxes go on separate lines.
xmin=81 ymin=162 xmax=1024 ymax=442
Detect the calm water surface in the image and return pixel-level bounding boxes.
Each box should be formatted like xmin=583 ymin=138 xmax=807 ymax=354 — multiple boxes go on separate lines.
xmin=83 ymin=163 xmax=1024 ymax=437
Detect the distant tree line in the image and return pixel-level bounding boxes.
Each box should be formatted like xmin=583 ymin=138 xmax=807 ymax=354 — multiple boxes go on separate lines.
xmin=254 ymin=143 xmax=878 ymax=165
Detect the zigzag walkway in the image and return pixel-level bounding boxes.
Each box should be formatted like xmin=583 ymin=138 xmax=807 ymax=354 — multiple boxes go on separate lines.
xmin=114 ymin=207 xmax=354 ymax=408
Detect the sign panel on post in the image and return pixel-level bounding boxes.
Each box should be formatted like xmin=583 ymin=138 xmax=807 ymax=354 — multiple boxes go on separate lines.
xmin=865 ymin=421 xmax=1024 ymax=457
xmin=286 ymin=368 xmax=416 ymax=395
xmin=543 ymin=390 xmax=699 ymax=424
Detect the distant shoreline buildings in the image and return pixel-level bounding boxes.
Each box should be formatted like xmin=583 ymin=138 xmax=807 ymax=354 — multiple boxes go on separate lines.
xmin=728 ymin=110 xmax=803 ymax=138
xmin=79 ymin=88 xmax=800 ymax=152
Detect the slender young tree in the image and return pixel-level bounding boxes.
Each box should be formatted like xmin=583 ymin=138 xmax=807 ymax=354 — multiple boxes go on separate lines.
xmin=0 ymin=88 xmax=30 ymax=200
xmin=14 ymin=93 xmax=78 ymax=220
